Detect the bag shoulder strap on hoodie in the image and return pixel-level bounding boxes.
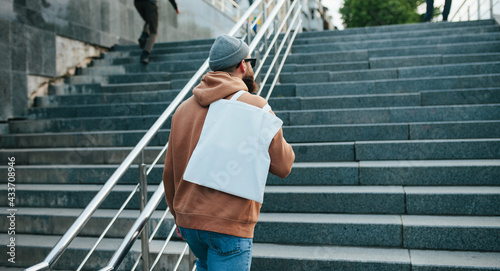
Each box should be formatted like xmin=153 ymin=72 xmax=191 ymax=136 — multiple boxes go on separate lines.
xmin=230 ymin=90 xmax=272 ymax=112
xmin=230 ymin=90 xmax=246 ymax=101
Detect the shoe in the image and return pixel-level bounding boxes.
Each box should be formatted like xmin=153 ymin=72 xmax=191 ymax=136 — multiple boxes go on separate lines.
xmin=140 ymin=51 xmax=150 ymax=65
xmin=138 ymin=32 xmax=148 ymax=49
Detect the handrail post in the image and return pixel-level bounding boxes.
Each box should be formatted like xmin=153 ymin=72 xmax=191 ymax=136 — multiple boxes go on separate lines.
xmin=273 ymin=19 xmax=280 ymax=84
xmin=139 ymin=163 xmax=150 ymax=271
xmin=491 ymin=0 xmax=494 ymax=18
xmin=478 ymin=0 xmax=481 ymax=20
xmin=188 ymin=247 xmax=196 ymax=270
xmin=262 ymin=0 xmax=269 ymax=53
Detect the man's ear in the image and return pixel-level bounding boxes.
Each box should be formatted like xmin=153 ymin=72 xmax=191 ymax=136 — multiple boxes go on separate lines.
xmin=238 ymin=60 xmax=246 ymax=74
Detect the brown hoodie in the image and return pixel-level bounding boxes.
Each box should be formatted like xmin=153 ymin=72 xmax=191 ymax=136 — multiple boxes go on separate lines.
xmin=162 ymin=72 xmax=295 ymax=238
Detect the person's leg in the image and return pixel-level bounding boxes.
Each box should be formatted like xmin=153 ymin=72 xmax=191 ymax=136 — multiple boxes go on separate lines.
xmin=178 ymin=227 xmax=209 ymax=271
xmin=142 ymin=1 xmax=159 ymax=53
xmin=205 ymin=231 xmax=253 ymax=271
xmin=425 ymin=0 xmax=434 ymax=22
xmin=134 ymin=1 xmax=149 ymax=49
xmin=443 ymin=0 xmax=452 ymax=21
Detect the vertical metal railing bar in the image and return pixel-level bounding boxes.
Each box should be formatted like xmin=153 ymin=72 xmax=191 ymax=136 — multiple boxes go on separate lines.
xmin=254 ymin=0 xmax=299 ymax=81
xmin=99 ymin=184 xmax=165 ymax=271
xmin=147 ymin=144 xmax=169 ymax=175
xmin=450 ymin=0 xmax=498 ymax=21
xmin=139 ymin=163 xmax=150 ymax=271
xmin=148 ymin=225 xmax=177 ymax=271
xmin=248 ymin=0 xmax=286 ymax=53
xmin=478 ymin=0 xmax=482 ymax=19
xmin=451 ymin=0 xmax=473 ymax=21
xmin=491 ymin=0 xmax=495 ymax=17
xmin=76 ymin=184 xmax=140 ymax=271
xmin=266 ymin=19 xmax=302 ymax=101
xmin=257 ymin=5 xmax=301 ymax=97
xmin=130 ymin=208 xmax=170 ymax=270
xmin=173 ymin=244 xmax=190 ymax=271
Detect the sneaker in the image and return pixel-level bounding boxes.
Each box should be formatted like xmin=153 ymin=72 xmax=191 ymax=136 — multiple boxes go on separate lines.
xmin=140 ymin=51 xmax=150 ymax=65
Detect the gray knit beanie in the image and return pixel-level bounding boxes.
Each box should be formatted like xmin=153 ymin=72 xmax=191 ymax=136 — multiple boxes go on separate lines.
xmin=209 ymin=35 xmax=249 ymax=71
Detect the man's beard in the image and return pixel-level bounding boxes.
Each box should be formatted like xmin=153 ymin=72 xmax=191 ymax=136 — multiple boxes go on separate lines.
xmin=243 ymin=74 xmax=258 ymax=94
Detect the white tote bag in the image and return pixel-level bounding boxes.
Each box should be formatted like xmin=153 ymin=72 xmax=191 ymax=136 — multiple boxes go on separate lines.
xmin=183 ymin=90 xmax=283 ymax=203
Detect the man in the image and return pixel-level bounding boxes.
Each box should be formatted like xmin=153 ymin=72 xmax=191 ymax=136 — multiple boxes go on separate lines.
xmin=162 ymin=35 xmax=295 ymax=270
xmin=426 ymin=0 xmax=452 ymax=22
xmin=134 ymin=0 xmax=180 ymax=64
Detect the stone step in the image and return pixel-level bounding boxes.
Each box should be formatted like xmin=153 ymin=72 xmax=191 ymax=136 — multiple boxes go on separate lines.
xmin=292 ymin=32 xmax=500 ymax=54
xmin=295 ymin=74 xmax=500 ymax=96
xmin=282 ymin=104 xmax=500 ymax=126
xmin=286 ymin=41 xmax=500 ymax=64
xmin=0 ymin=233 xmax=190 ymax=270
xmin=5 ymin=185 xmax=498 ymax=215
xmin=49 ymin=81 xmax=175 ymax=96
xmin=13 ymin=103 xmax=500 ymax=133
xmin=262 ymin=186 xmax=500 ymax=215
xmin=370 ymin=52 xmax=500 ymax=69
xmin=280 ymin=53 xmax=500 ymax=73
xmin=296 ymin=19 xmax=496 ymax=38
xmin=4 ymin=233 xmax=499 ymax=271
xmin=256 ymin=213 xmax=500 ymax=251
xmin=112 ymin=43 xmax=212 ymax=56
xmin=6 ymin=120 xmax=499 ymax=149
xmin=2 ymin=160 xmax=498 ymax=186
xmin=80 ymin=58 xmax=205 ymax=76
xmin=34 ymin=89 xmax=188 ymax=108
xmin=31 ymin=87 xmax=500 ymax=118
xmin=279 ymin=62 xmax=500 ymax=84
xmin=1 ymin=139 xmax=499 ymax=164
xmin=111 ymin=38 xmax=215 ymax=51
xmin=1 ymin=209 xmax=498 ymax=251
xmin=271 ymin=88 xmax=500 ymax=110
xmin=93 ymin=51 xmax=210 ymax=67
xmin=293 ymin=24 xmax=500 ymax=45
xmin=253 ymin=244 xmax=500 ymax=271
xmin=66 ymin=71 xmax=195 ymax=85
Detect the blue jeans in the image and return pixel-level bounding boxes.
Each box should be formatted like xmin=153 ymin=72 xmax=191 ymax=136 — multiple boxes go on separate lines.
xmin=178 ymin=227 xmax=253 ymax=271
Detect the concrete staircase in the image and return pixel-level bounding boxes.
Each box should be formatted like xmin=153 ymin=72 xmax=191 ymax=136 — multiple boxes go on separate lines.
xmin=1 ymin=19 xmax=500 ymax=270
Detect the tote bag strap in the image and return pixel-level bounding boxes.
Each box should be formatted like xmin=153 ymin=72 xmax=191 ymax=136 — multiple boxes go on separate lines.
xmin=231 ymin=90 xmax=273 ymax=113
xmin=230 ymin=90 xmax=247 ymax=101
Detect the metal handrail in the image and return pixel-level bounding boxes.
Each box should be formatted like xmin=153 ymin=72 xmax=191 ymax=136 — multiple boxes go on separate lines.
xmin=204 ymin=0 xmax=243 ymax=21
xmin=450 ymin=0 xmax=499 ymax=21
xmin=98 ymin=0 xmax=302 ymax=270
xmin=26 ymin=0 xmax=301 ymax=270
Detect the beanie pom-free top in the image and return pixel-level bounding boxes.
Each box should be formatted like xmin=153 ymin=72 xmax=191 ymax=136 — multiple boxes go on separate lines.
xmin=209 ymin=35 xmax=250 ymax=71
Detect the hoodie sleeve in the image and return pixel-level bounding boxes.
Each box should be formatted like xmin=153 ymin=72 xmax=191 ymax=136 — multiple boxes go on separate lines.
xmin=162 ymin=130 xmax=176 ymax=220
xmin=268 ymin=123 xmax=295 ymax=178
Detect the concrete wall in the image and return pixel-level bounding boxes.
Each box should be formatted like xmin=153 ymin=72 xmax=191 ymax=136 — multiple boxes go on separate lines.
xmin=0 ymin=0 xmax=235 ymax=122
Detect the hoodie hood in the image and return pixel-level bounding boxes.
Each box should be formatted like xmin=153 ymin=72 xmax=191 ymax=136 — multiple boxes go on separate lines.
xmin=193 ymin=72 xmax=248 ymax=107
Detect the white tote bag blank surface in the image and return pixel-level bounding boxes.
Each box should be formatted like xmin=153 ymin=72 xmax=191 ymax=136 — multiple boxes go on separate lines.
xmin=183 ymin=91 xmax=283 ymax=203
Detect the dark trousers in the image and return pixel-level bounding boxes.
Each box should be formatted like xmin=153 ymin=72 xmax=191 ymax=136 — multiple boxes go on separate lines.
xmin=426 ymin=0 xmax=452 ymax=22
xmin=134 ymin=0 xmax=159 ymax=53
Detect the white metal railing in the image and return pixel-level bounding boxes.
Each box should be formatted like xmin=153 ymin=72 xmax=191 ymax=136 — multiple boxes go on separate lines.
xmin=24 ymin=0 xmax=302 ymax=270
xmin=204 ymin=0 xmax=244 ymax=21
xmin=450 ymin=0 xmax=500 ymax=21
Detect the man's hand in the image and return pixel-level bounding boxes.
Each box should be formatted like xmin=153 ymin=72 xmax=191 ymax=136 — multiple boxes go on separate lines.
xmin=176 ymin=226 xmax=184 ymax=240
